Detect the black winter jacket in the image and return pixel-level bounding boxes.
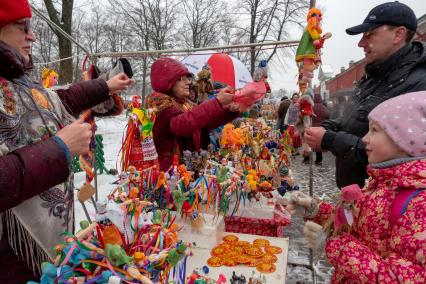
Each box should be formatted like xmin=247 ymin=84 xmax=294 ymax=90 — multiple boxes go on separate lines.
xmin=321 ymin=41 xmax=426 ymax=188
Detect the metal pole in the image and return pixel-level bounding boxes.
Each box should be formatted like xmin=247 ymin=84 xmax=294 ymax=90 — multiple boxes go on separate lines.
xmin=308 ymin=1 xmax=317 ymax=282
xmin=309 ymin=150 xmax=317 ymax=284
xmin=90 ymin=40 xmax=300 ymax=58
xmin=81 ymin=202 xmax=92 ymax=223
xmin=93 ymin=144 xmax=98 ymax=202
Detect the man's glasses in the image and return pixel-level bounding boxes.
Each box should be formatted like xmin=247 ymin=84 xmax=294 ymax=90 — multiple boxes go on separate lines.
xmin=179 ymin=75 xmax=193 ymax=83
xmin=14 ymin=19 xmax=31 ymax=34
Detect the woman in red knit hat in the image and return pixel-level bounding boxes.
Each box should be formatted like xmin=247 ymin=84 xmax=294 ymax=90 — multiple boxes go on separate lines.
xmin=0 ymin=0 xmax=133 ymax=282
xmin=145 ymin=57 xmax=246 ymax=171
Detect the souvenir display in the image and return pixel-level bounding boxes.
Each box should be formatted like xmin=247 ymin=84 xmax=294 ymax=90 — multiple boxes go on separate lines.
xmin=29 ymin=216 xmax=191 ymax=284
xmin=32 ymin=101 xmax=295 ymax=283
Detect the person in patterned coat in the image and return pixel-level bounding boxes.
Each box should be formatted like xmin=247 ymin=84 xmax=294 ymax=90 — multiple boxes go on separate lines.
xmin=0 ymin=0 xmax=133 ymax=282
xmin=287 ymin=91 xmax=426 ymax=283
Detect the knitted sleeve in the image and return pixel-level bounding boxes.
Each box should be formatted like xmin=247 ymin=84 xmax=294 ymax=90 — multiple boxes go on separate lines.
xmin=169 ymin=98 xmax=227 ymax=137
xmin=55 ymin=78 xmax=110 ymax=116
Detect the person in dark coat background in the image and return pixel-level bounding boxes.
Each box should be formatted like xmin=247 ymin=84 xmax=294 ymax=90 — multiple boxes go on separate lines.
xmin=145 ymin=58 xmax=244 ymax=171
xmin=0 ymin=0 xmax=133 ymax=282
xmin=305 ymin=2 xmax=426 ymax=188
xmin=275 ymin=96 xmax=291 ymax=132
xmin=312 ymin=92 xmax=329 ymax=165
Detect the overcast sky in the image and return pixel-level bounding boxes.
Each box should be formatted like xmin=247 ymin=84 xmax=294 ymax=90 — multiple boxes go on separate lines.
xmin=267 ymin=0 xmax=426 ymax=93
xmin=36 ymin=0 xmax=425 ymax=94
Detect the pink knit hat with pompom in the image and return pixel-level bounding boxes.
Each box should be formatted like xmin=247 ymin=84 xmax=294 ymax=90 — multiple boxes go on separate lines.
xmin=368 ymin=91 xmax=426 ymax=157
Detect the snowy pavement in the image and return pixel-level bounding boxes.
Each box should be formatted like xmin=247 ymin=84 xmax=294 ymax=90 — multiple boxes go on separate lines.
xmin=284 ymin=153 xmax=338 ymax=284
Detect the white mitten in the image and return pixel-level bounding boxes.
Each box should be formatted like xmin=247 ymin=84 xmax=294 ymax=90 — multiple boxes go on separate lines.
xmin=303 ymin=221 xmax=326 ymax=252
xmin=287 ymin=191 xmax=320 ymax=218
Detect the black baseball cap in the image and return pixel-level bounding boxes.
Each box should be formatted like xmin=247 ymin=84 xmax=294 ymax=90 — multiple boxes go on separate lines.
xmin=346 ymin=1 xmax=417 ymax=35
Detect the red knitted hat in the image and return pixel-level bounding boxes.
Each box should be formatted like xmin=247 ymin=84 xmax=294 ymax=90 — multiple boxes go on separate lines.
xmin=150 ymin=57 xmax=191 ymax=94
xmin=0 ymin=0 xmax=32 ymax=28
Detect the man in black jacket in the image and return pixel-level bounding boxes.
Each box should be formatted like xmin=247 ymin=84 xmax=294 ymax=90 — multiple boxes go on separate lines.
xmin=305 ymin=2 xmax=426 ymax=188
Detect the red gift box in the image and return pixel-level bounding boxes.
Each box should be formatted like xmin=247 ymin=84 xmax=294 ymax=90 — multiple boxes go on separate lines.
xmin=224 ymin=204 xmax=291 ymax=237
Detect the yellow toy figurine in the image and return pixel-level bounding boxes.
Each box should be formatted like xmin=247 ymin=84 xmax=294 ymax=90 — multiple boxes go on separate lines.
xmin=41 ymin=68 xmax=59 ymax=88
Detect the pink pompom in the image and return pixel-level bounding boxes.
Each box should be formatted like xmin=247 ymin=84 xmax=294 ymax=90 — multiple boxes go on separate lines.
xmin=341 ymin=184 xmax=363 ymax=202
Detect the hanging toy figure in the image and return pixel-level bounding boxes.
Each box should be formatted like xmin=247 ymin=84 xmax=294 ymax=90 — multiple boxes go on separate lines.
xmin=295 ymin=7 xmax=331 ymax=93
xmin=121 ymin=95 xmax=159 ymax=171
xmin=196 ymin=65 xmax=214 ymax=103
xmin=233 ymin=61 xmax=268 ymax=110
xmin=41 ymin=68 xmax=59 ymax=88
xmin=253 ymin=60 xmax=271 ymax=94
xmin=295 ymin=90 xmax=315 ymax=157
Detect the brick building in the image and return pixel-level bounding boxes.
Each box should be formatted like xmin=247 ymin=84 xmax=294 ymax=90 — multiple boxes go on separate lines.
xmin=415 ymin=14 xmax=426 ymax=41
xmin=325 ymin=59 xmax=366 ymax=102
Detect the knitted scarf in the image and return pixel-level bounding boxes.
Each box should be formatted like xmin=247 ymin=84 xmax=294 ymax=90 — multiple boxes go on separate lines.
xmin=144 ymin=92 xmax=196 ymax=162
xmin=144 ymin=92 xmax=194 ymax=114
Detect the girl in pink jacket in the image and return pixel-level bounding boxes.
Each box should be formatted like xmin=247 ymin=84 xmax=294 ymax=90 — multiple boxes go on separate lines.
xmin=289 ymin=91 xmax=426 ymax=283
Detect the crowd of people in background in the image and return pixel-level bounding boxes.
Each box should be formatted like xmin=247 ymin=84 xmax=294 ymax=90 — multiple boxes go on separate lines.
xmin=275 ymin=90 xmax=331 ymax=165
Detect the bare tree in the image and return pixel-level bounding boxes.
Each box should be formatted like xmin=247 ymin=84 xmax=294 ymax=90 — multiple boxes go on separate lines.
xmin=82 ymin=6 xmax=106 ymax=55
xmin=179 ymin=0 xmax=229 ymax=48
xmin=31 ymin=16 xmax=58 ymax=64
xmin=43 ymin=0 xmax=74 ymax=84
xmin=146 ymin=0 xmax=179 ymax=51
xmin=107 ymin=0 xmax=179 ymax=99
xmin=265 ymin=0 xmax=308 ymax=62
xmin=235 ymin=0 xmax=308 ymax=74
xmin=71 ymin=8 xmax=85 ymax=81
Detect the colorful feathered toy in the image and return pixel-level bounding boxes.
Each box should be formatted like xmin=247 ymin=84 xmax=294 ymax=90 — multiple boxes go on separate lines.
xmin=41 ymin=68 xmax=59 ymax=88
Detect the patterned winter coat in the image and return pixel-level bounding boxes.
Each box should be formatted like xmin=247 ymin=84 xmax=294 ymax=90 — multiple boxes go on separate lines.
xmin=0 ymin=40 xmax=113 ymax=282
xmin=315 ymin=159 xmax=426 ymax=283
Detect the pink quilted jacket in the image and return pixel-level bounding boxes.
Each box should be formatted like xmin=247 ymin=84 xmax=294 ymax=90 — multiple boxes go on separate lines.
xmin=317 ymin=159 xmax=426 ymax=283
